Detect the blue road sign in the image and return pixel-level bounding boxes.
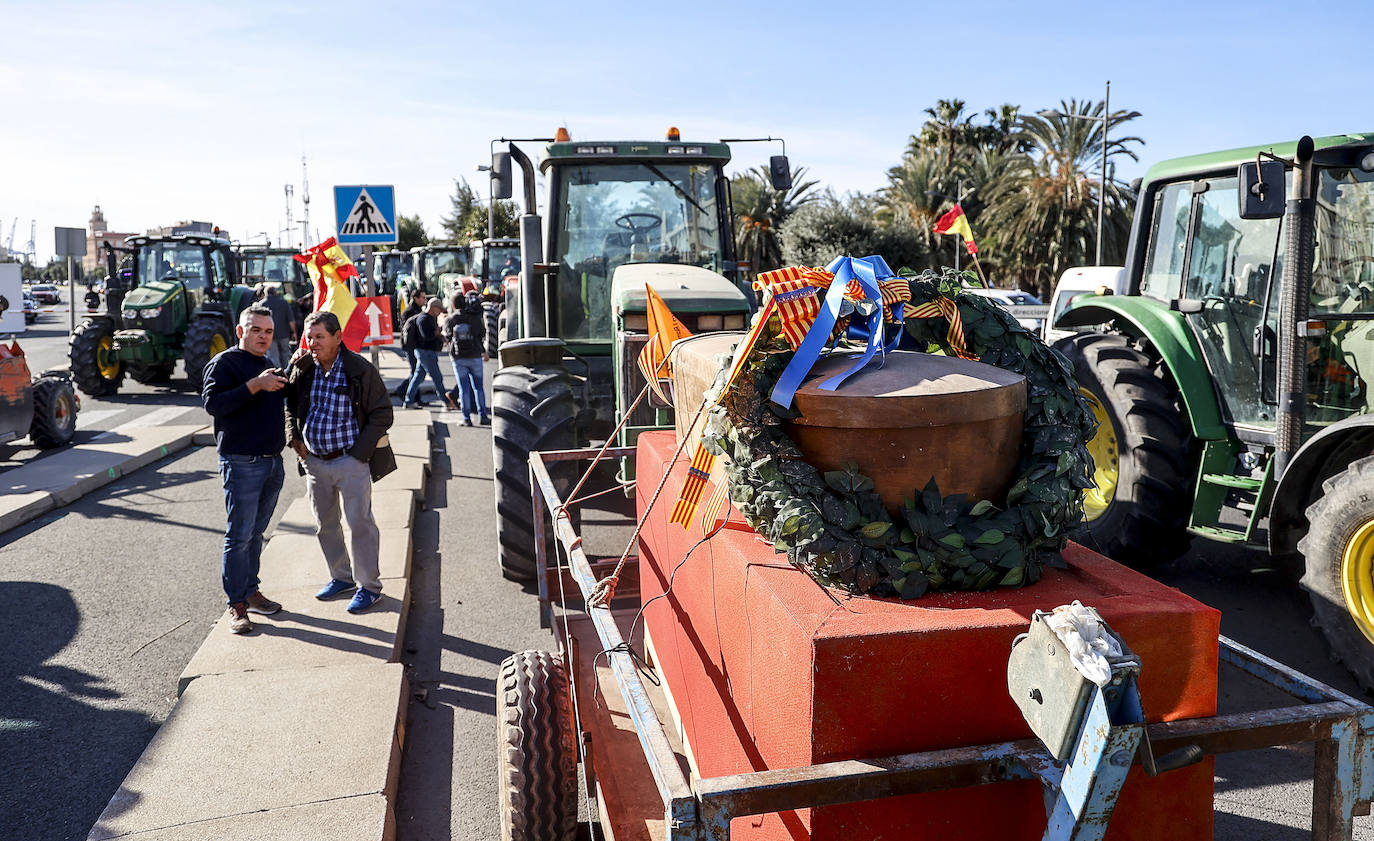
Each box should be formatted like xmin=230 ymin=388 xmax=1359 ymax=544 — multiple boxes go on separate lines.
xmin=334 ymin=185 xmax=398 ymax=245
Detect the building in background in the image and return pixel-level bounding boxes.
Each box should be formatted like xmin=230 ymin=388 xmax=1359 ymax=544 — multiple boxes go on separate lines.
xmin=84 ymin=206 xmax=137 ymax=275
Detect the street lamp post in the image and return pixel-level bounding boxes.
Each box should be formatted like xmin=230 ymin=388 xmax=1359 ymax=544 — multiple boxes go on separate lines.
xmin=1040 ymin=80 xmax=1112 ymax=266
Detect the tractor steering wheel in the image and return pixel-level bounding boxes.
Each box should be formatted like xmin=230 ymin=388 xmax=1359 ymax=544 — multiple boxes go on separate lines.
xmin=615 ymin=213 xmax=662 ymax=233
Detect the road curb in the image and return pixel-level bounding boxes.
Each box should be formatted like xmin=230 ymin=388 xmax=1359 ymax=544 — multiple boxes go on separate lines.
xmin=0 ymin=425 xmax=206 ymax=536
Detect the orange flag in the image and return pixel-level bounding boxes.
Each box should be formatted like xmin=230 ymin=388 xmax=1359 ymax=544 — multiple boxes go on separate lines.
xmin=636 ymin=284 xmax=692 ymax=402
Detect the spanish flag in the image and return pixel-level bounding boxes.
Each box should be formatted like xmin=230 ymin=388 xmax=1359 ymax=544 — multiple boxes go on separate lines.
xmin=295 ymin=238 xmax=370 ymax=351
xmin=933 ymin=204 xmax=979 ymax=255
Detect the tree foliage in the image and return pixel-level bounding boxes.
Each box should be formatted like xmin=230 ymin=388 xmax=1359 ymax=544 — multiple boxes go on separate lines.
xmin=731 ymin=165 xmax=819 ymax=280
xmin=396 ymin=214 xmax=429 ymax=250
xmin=780 ymin=192 xmax=927 ymax=270
xmin=440 ymin=177 xmax=520 ymax=243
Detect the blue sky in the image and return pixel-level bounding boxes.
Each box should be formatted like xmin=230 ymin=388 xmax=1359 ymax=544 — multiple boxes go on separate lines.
xmin=3 ymin=0 xmax=1370 ymax=263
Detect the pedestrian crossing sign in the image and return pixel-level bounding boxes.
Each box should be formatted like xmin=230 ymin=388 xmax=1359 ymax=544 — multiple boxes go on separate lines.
xmin=334 ymin=185 xmax=398 ymax=245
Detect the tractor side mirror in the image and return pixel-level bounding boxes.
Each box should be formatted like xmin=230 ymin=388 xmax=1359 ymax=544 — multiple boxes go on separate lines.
xmin=491 ymin=152 xmax=513 ymax=200
xmin=1238 ymin=161 xmax=1286 ymax=219
xmin=769 ymin=155 xmax=793 ymax=191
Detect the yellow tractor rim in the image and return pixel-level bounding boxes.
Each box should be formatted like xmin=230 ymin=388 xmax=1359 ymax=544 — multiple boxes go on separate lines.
xmin=1080 ymin=388 xmax=1120 ymax=521
xmin=1340 ymin=520 xmax=1374 ymax=645
xmin=97 ymin=335 xmax=120 ymax=380
xmin=210 ymin=333 xmax=228 ymax=357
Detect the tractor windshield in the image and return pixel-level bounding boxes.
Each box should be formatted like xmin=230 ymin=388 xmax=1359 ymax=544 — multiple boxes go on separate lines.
xmin=423 ymin=250 xmax=468 ymax=285
xmin=487 ymin=246 xmax=521 ymax=282
xmin=242 ymin=252 xmax=306 ymax=300
xmin=138 ymin=243 xmax=208 ymax=290
xmin=553 ymin=161 xmax=724 ymax=341
xmin=375 ymin=252 xmax=414 ymax=296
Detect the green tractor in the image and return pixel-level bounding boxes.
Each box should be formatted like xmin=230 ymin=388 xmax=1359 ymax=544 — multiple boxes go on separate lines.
xmin=238 ymin=245 xmax=313 ymax=310
xmin=371 ymin=249 xmax=416 ymax=324
xmin=1054 ymin=132 xmax=1374 ymax=688
xmin=71 ymin=234 xmax=254 ymax=396
xmin=489 ymin=130 xmax=782 ymax=579
xmin=410 ymin=244 xmax=473 ymax=304
xmin=467 ymin=237 xmax=521 ymax=356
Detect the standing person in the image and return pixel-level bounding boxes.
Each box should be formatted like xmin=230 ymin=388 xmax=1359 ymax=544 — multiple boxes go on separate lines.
xmin=403 ymin=297 xmax=448 ymax=410
xmin=259 ymin=284 xmax=297 ymax=368
xmin=201 ymin=305 xmax=288 ymax=635
xmin=395 ymin=288 xmax=426 ymax=398
xmin=443 ymin=290 xmax=490 ymax=426
xmin=284 ymin=311 xmax=394 ymax=614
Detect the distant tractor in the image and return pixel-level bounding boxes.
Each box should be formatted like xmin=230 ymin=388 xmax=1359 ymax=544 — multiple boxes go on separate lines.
xmin=239 ymin=245 xmax=312 ymax=316
xmin=467 ymin=237 xmax=521 ymax=355
xmin=1054 ymin=132 xmax=1374 ymax=688
xmin=70 ymin=234 xmax=254 ymax=396
xmin=488 ymin=128 xmax=784 ymax=579
xmin=371 ymin=249 xmax=416 ymax=322
xmin=411 ymin=245 xmax=473 ymax=304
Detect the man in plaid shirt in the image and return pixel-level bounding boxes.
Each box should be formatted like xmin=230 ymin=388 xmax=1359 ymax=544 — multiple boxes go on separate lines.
xmin=284 ymin=311 xmax=394 ymax=614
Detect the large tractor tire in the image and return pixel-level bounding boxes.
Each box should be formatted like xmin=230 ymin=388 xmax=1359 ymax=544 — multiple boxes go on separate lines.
xmin=70 ymin=319 xmax=124 ymax=397
xmin=485 ymin=303 xmax=501 ymax=357
xmin=496 ymin=650 xmax=578 ymax=841
xmin=1054 ymin=332 xmax=1194 ymax=567
xmin=1296 ymin=455 xmax=1374 ymax=690
xmin=128 ymin=362 xmax=176 ymax=384
xmin=491 ymin=364 xmax=577 ymax=581
xmin=184 ymin=317 xmax=233 ymax=392
xmin=29 ymin=376 xmax=77 ymax=448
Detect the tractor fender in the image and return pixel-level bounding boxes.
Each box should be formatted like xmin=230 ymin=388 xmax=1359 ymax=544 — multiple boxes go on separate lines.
xmin=1057 ymin=297 xmax=1226 ymax=440
xmin=227 ymin=284 xmax=257 ymax=320
xmin=1268 ymin=415 xmax=1374 ymax=560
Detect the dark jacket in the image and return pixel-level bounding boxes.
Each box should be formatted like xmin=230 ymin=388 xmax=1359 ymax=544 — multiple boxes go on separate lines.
xmin=407 ymin=311 xmax=443 ymax=353
xmin=283 ymin=346 xmax=394 ymax=468
xmin=202 ymin=347 xmax=286 ymax=456
xmin=398 ymin=300 xmax=423 ymax=349
xmin=444 ymin=307 xmax=485 ymax=359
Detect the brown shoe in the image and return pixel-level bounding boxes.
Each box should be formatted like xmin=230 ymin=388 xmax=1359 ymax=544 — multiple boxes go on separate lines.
xmin=246 ymin=591 xmax=281 ymax=615
xmin=228 ymin=602 xmax=253 ymax=634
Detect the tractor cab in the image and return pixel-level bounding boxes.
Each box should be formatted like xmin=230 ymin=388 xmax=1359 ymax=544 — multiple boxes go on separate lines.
xmin=239 ymin=247 xmax=312 ymax=306
xmin=411 ymin=245 xmax=472 ymax=303
xmin=470 ymin=237 xmax=521 ymax=301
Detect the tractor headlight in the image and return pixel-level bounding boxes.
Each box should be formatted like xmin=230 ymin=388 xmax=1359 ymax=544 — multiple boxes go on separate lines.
xmin=697 ymin=315 xmax=723 ymax=331
xmin=123 ymin=309 xmax=137 ymax=320
xmin=143 ymin=306 xmax=162 ymax=318
xmin=723 ymin=314 xmax=746 ymax=330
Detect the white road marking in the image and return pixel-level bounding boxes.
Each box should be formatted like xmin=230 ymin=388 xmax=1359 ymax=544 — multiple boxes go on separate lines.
xmin=74 ymin=408 xmax=124 ymax=429
xmin=90 ymin=406 xmax=200 ymax=441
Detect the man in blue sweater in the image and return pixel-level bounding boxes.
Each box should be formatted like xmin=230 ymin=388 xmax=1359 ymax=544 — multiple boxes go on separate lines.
xmin=202 ymin=305 xmax=289 ymax=634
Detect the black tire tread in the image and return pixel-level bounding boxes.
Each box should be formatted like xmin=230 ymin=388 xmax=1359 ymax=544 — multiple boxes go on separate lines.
xmin=491 ymin=364 xmax=577 ymax=580
xmin=496 ymin=650 xmax=578 ymax=841
xmin=69 ymin=319 xmax=123 ymax=397
xmin=183 ymin=317 xmax=231 ymax=392
xmin=486 ymin=303 xmax=502 ymax=357
xmin=1056 ymin=332 xmax=1195 ymax=566
xmin=29 ymin=377 xmax=76 ymax=448
xmin=1296 ymin=456 xmax=1374 ymax=690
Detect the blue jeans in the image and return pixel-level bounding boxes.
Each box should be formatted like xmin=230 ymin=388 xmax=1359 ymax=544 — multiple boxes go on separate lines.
xmin=219 ymin=454 xmax=285 ymax=606
xmin=449 ymin=356 xmax=488 ymax=418
xmin=405 ymin=349 xmax=446 ymax=404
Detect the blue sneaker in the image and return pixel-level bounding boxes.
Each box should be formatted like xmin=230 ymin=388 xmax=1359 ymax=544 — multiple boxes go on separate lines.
xmin=346 ymin=588 xmax=382 ymax=614
xmin=315 ymin=579 xmax=357 ymax=600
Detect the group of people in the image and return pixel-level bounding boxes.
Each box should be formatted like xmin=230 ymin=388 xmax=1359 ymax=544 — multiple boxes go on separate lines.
xmin=201 ymin=305 xmax=395 ymax=634
xmin=396 ymin=287 xmax=490 ymax=427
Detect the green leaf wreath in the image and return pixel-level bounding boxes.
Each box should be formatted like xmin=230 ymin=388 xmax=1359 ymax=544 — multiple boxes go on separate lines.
xmin=701 ymin=267 xmax=1098 ymax=599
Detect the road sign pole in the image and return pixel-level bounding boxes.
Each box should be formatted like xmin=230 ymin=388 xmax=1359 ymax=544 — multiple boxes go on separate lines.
xmin=364 ymin=245 xmax=378 ymax=366
xmin=67 ymin=256 xmax=76 ymax=336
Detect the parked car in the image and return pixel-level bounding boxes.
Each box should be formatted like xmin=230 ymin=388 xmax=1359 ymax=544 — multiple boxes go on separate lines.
xmin=30 ymin=283 xmax=61 ymax=305
xmin=22 ymin=291 xmax=38 ymax=324
xmin=962 ymin=286 xmax=1048 ymax=332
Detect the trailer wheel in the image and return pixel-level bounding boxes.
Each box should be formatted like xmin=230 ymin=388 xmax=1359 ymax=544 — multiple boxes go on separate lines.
xmin=184 ymin=317 xmax=232 ymax=392
xmin=486 ymin=303 xmax=501 ymax=357
xmin=497 ymin=650 xmax=578 ymax=841
xmin=1054 ymin=333 xmax=1194 ymax=567
xmin=491 ymin=364 xmax=577 ymax=580
xmin=69 ymin=319 xmax=123 ymax=397
xmin=29 ymin=376 xmax=77 ymax=448
xmin=1296 ymin=456 xmax=1374 ymax=690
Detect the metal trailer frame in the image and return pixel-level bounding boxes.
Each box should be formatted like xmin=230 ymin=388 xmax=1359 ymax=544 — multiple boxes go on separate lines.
xmin=529 ymin=446 xmax=1374 ymax=841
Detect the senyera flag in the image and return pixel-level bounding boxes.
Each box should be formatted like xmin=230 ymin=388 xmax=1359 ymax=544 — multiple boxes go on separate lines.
xmin=933 ymin=204 xmax=979 ymax=255
xmin=294 ymin=238 xmax=370 ymax=351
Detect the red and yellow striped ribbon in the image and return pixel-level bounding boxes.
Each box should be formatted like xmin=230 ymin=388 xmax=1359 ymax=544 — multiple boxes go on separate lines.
xmin=907 ymin=297 xmax=975 ymax=359
xmin=669 ymin=442 xmax=716 ymax=526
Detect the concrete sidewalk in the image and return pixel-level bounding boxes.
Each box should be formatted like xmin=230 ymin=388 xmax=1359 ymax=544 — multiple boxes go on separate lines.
xmin=82 ymin=347 xmax=438 ymax=840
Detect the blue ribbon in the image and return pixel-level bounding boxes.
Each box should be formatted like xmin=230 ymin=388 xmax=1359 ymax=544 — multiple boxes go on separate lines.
xmin=769 ymin=255 xmax=895 ymax=408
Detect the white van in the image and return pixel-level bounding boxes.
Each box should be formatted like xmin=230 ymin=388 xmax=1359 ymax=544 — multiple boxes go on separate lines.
xmin=1042 ymin=266 xmax=1126 ymax=345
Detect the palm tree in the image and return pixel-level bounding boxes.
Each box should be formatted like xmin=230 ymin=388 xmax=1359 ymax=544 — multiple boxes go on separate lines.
xmin=733 ymin=165 xmax=819 ymax=278
xmin=983 ymin=98 xmax=1142 ymax=298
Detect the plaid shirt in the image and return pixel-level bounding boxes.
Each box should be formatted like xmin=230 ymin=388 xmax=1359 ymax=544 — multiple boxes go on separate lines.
xmin=303 ymin=353 xmax=359 ymax=455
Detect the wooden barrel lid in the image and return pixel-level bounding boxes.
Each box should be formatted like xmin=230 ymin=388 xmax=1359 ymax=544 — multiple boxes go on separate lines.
xmin=790 ymin=351 xmax=1026 ymax=428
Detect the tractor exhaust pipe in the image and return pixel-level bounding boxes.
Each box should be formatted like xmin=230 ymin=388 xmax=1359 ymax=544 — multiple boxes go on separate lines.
xmin=1275 ymin=136 xmax=1316 ymax=480
xmin=506 ymin=143 xmax=546 ymax=340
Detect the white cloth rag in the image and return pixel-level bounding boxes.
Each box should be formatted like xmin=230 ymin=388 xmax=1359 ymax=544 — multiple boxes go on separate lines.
xmin=1043 ymin=601 xmax=1123 ymax=687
